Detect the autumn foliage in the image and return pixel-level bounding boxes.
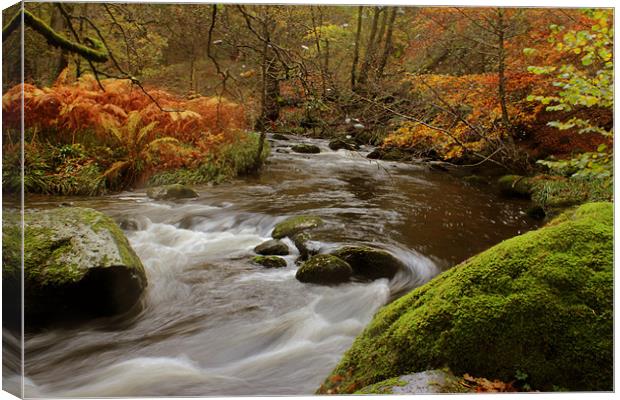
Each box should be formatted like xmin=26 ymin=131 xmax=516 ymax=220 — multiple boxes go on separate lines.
xmin=2 ymin=72 xmax=249 ymax=190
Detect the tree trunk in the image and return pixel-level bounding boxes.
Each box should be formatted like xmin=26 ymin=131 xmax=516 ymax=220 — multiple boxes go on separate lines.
xmin=357 ymin=6 xmax=381 ymax=87
xmin=497 ymin=8 xmax=510 ymax=134
xmin=49 ymin=3 xmax=68 ymax=78
xmin=376 ymin=7 xmax=397 ymax=79
xmin=350 ymin=6 xmax=363 ymax=90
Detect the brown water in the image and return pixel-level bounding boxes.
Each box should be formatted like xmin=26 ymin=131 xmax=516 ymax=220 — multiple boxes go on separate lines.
xmin=6 ymin=134 xmax=539 ymax=396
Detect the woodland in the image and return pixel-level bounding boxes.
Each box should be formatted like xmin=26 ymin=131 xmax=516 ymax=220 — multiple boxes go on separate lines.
xmin=0 ymin=2 xmax=614 ymax=396
xmin=2 ymin=3 xmax=613 ymax=194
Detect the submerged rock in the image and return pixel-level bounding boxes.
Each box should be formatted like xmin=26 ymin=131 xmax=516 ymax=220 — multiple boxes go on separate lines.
xmin=254 ymin=239 xmax=289 ymax=256
xmin=331 ymin=246 xmax=404 ymax=280
xmin=272 ymin=215 xmax=324 ymax=239
xmin=296 ymin=254 xmax=353 ymax=284
xmin=146 ymin=184 xmax=199 ymax=200
xmin=318 ymin=203 xmax=613 ymax=393
xmin=2 ymin=207 xmax=148 ymax=327
xmin=291 ymin=144 xmax=321 ymax=154
xmin=252 ymin=255 xmax=287 ymax=269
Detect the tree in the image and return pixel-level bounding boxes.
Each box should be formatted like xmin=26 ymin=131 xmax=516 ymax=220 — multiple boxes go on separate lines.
xmin=527 ymin=9 xmax=613 ymax=179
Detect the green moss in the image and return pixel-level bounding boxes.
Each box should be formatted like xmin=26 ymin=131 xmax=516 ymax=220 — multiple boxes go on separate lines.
xmin=498 ymin=174 xmax=613 ymax=217
xmin=4 ymin=207 xmax=146 ymax=287
xmin=291 ymin=144 xmax=321 ymax=154
xmin=497 ymin=175 xmax=533 ymax=197
xmin=318 ymin=202 xmax=613 ymax=393
xmin=252 ymin=255 xmax=287 ymax=268
xmin=354 ymin=377 xmax=407 ymax=394
xmin=272 ymin=215 xmax=324 ymax=239
xmin=296 ymin=254 xmax=353 ymax=284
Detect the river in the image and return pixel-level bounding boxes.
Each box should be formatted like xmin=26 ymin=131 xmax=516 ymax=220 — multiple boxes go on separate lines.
xmin=5 ymin=134 xmax=538 ymax=396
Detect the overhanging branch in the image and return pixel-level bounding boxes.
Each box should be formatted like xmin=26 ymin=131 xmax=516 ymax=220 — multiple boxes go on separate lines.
xmin=2 ymin=9 xmax=108 ymax=63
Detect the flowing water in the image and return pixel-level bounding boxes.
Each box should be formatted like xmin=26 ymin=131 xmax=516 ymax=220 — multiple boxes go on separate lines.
xmin=5 ymin=135 xmax=539 ymax=397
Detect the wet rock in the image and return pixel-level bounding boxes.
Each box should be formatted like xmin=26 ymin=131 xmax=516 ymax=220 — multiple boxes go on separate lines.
xmin=117 ymin=217 xmax=147 ymax=231
xmin=291 ymin=144 xmax=321 ymax=154
xmin=497 ymin=175 xmax=533 ymax=197
xmin=254 ymin=239 xmax=289 ymax=256
xmin=331 ymin=246 xmax=404 ymax=280
xmin=272 ymin=133 xmax=290 ymax=141
xmin=252 ymin=255 xmax=287 ymax=269
xmin=356 ymin=370 xmax=471 ymax=394
xmin=146 ymin=184 xmax=199 ymax=200
xmin=329 ymin=138 xmax=357 ymax=151
xmin=272 ymin=215 xmax=324 ymax=239
xmin=292 ymin=232 xmax=321 ymax=261
xmin=296 ymin=254 xmax=353 ymax=284
xmin=275 ymin=149 xmax=290 ymax=153
xmin=366 ymin=148 xmax=408 ymax=161
xmin=2 ymin=207 xmax=147 ymax=327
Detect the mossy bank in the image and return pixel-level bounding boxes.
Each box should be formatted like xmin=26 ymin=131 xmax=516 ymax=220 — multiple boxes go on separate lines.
xmin=318 ymin=202 xmax=613 ymax=393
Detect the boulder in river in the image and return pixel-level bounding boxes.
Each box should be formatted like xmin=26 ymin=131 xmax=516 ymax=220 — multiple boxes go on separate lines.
xmin=331 ymin=246 xmax=404 ymax=280
xmin=292 ymin=232 xmax=321 ymax=261
xmin=272 ymin=133 xmax=290 ymax=141
xmin=252 ymin=256 xmax=287 ymax=269
xmin=254 ymin=239 xmax=289 ymax=256
xmin=2 ymin=207 xmax=148 ymax=327
xmin=272 ymin=215 xmax=324 ymax=239
xmin=366 ymin=147 xmax=409 ymax=161
xmin=296 ymin=254 xmax=353 ymax=285
xmin=146 ymin=184 xmax=199 ymax=200
xmin=329 ymin=138 xmax=358 ymax=151
xmin=497 ymin=175 xmax=534 ymax=197
xmin=318 ymin=202 xmax=613 ymax=393
xmin=291 ymin=144 xmax=321 ymax=154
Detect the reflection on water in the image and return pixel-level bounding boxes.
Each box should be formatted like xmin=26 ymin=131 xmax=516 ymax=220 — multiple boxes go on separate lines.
xmin=5 ymin=134 xmax=538 ymax=396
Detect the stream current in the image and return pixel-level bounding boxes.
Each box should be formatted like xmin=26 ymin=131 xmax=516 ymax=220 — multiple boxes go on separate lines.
xmin=6 ymin=134 xmax=538 ymax=396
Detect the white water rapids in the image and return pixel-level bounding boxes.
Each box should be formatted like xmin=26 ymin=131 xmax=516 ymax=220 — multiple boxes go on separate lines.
xmin=4 ymin=135 xmax=537 ymax=396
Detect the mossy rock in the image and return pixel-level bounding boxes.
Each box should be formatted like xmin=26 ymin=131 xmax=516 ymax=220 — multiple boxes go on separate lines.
xmin=318 ymin=203 xmax=613 ymax=393
xmin=272 ymin=133 xmax=290 ymax=141
xmin=2 ymin=207 xmax=148 ymax=327
xmin=497 ymin=175 xmax=534 ymax=197
xmin=146 ymin=184 xmax=199 ymax=200
xmin=252 ymin=256 xmax=287 ymax=269
xmin=272 ymin=215 xmax=324 ymax=239
xmin=291 ymin=144 xmax=321 ymax=154
xmin=292 ymin=232 xmax=321 ymax=261
xmin=331 ymin=246 xmax=404 ymax=281
xmin=329 ymin=139 xmax=357 ymax=151
xmin=254 ymin=239 xmax=289 ymax=256
xmin=296 ymin=254 xmax=353 ymax=285
xmin=366 ymin=148 xmax=410 ymax=161
xmin=355 ymin=370 xmax=471 ymax=395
